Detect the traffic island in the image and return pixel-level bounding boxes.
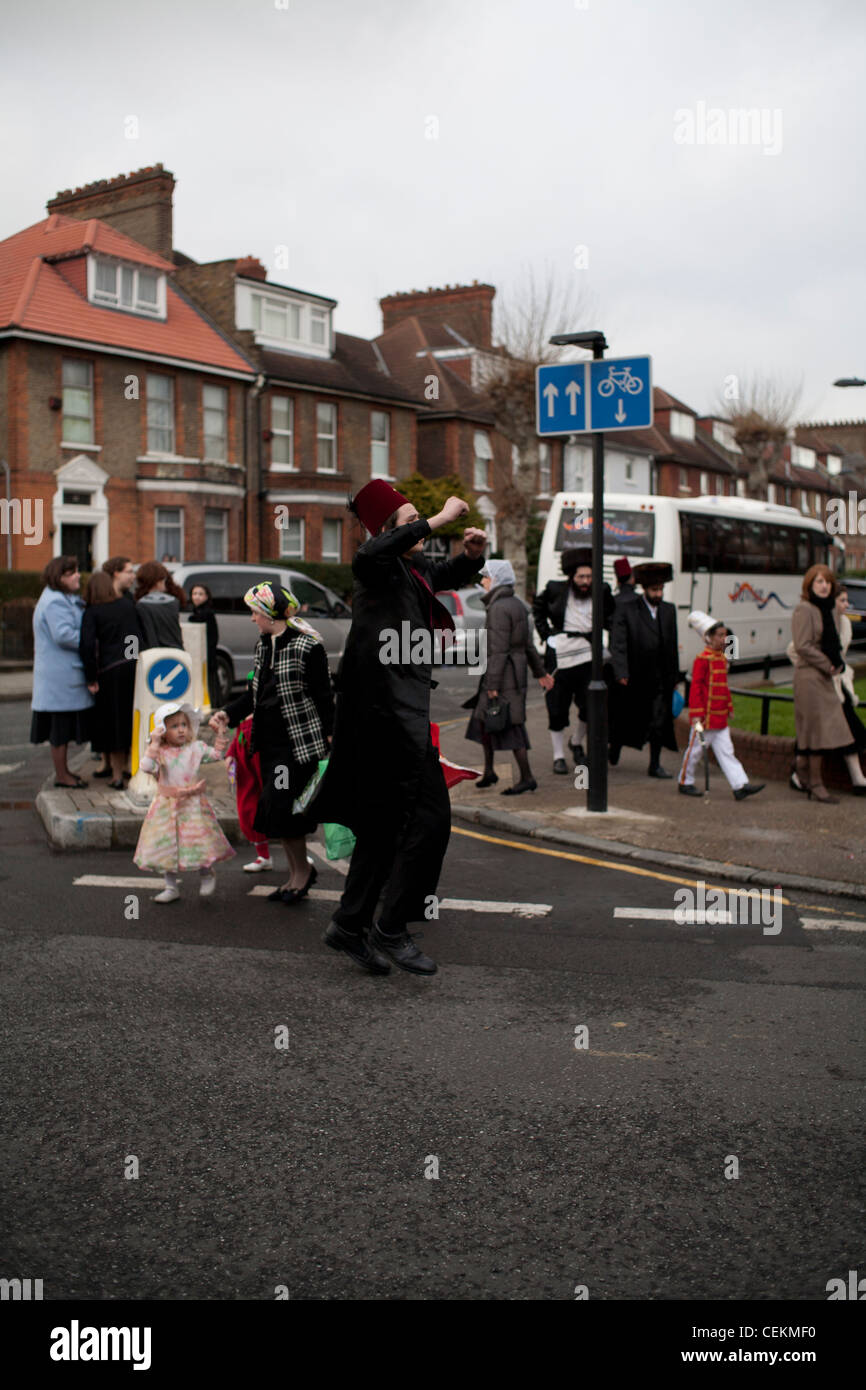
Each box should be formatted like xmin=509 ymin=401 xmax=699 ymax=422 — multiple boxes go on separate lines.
xmin=36 ymin=751 xmax=240 ymax=850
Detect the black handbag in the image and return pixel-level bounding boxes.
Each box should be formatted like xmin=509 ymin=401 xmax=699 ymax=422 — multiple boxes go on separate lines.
xmin=483 ymin=697 xmax=511 ymax=734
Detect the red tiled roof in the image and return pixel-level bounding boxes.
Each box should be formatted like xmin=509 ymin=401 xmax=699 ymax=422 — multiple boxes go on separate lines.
xmin=375 ymin=317 xmax=494 ymax=420
xmin=0 ymin=215 xmax=254 ymax=375
xmin=259 ymin=332 xmax=423 ymax=405
xmin=653 ymin=386 xmax=697 ymax=415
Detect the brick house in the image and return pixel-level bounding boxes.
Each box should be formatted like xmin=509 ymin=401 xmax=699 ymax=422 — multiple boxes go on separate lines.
xmin=0 ymin=167 xmax=257 ymax=573
xmin=172 ymin=253 xmax=423 ymax=566
xmin=794 ymin=422 xmax=866 ymax=571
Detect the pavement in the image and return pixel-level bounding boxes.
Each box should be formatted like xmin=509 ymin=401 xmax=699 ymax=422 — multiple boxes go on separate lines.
xmin=438 ymin=690 xmax=866 ymax=902
xmin=6 ymin=657 xmax=864 ymax=898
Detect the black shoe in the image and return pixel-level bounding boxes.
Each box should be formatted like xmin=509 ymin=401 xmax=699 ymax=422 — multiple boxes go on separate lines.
xmin=733 ymin=783 xmax=765 ymax=800
xmin=502 ymin=778 xmax=537 ymax=796
xmin=92 ymin=767 xmax=112 ymax=778
xmin=108 ymin=779 xmax=126 ymax=790
xmin=789 ymin=771 xmax=807 ymax=794
xmin=370 ymin=925 xmax=437 ymax=975
xmin=475 ymin=773 xmax=499 ymax=788
xmin=608 ymin=744 xmax=621 ymax=766
xmin=553 ymin=758 xmax=569 ymax=774
xmin=268 ymin=864 xmax=318 ymax=904
xmin=570 ymin=743 xmax=587 ymax=767
xmin=648 ymin=766 xmax=672 ymax=779
xmin=323 ymin=922 xmax=391 ymax=974
xmin=678 ymin=783 xmax=702 ymax=797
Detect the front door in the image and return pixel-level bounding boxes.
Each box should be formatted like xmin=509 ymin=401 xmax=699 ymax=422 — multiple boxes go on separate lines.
xmin=60 ymin=524 xmax=94 ymax=573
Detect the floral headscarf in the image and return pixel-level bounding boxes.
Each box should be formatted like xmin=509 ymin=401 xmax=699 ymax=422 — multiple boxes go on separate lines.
xmin=243 ymin=582 xmax=322 ymax=639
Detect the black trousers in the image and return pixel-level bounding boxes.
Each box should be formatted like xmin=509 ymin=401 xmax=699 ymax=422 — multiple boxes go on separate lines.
xmin=333 ymin=742 xmax=451 ymax=935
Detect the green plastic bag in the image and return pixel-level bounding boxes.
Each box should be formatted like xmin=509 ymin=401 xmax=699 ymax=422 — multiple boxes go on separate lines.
xmin=323 ymin=821 xmax=356 ymax=861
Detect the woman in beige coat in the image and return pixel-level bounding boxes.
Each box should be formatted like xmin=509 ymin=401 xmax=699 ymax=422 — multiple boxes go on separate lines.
xmin=791 ymin=565 xmax=866 ymax=802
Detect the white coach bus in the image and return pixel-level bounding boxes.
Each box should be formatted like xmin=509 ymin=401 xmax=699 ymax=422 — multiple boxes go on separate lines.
xmin=536 ymin=492 xmax=840 ymax=669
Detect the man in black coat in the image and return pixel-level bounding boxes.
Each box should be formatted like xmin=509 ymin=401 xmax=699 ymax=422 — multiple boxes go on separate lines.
xmin=315 ymin=479 xmax=486 ymax=977
xmin=532 ymin=546 xmax=615 ymax=774
xmin=609 ymin=561 xmax=680 ymax=777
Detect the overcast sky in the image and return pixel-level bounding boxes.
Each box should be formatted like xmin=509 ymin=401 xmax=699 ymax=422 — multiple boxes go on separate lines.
xmin=3 ymin=0 xmax=863 ymax=425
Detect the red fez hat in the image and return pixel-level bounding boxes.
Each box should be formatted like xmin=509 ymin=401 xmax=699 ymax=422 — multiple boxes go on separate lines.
xmin=613 ymin=557 xmax=632 ymax=580
xmin=349 ymin=480 xmax=411 ymax=536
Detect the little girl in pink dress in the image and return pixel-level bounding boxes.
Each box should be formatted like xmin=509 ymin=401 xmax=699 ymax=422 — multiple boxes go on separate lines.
xmin=134 ymin=701 xmax=235 ymax=902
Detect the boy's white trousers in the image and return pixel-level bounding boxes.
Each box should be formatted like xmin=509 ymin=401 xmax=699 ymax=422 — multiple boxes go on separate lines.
xmin=679 ymin=724 xmax=748 ymax=791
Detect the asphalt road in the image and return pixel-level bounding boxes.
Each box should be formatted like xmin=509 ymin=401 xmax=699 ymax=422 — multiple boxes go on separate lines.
xmin=1 ymin=695 xmax=864 ymax=1301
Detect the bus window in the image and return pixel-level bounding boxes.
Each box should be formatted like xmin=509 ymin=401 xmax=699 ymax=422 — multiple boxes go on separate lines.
xmin=713 ymin=517 xmax=743 ymax=573
xmin=683 ymin=513 xmax=713 ymax=570
xmin=793 ymin=529 xmax=813 ymax=572
xmin=770 ymin=525 xmax=796 ymax=573
xmin=554 ymin=506 xmax=654 ymax=557
xmin=741 ymin=521 xmax=771 ymax=574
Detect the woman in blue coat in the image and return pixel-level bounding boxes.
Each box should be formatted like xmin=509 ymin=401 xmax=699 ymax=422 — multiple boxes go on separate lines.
xmin=31 ymin=555 xmax=94 ymax=787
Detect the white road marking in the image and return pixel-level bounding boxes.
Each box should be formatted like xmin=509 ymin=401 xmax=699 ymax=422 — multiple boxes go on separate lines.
xmin=308 ymin=840 xmax=348 ymax=876
xmin=799 ymin=917 xmax=866 ymax=933
xmin=74 ymin=875 xmax=163 ymax=890
xmin=249 ymin=885 xmax=552 ymax=915
xmin=0 ymin=762 xmax=24 ymax=773
xmin=614 ymin=906 xmax=734 ymax=923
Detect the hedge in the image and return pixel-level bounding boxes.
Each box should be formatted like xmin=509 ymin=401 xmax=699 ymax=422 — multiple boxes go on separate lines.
xmin=0 ymin=570 xmax=43 ymax=603
xmin=270 ymin=560 xmax=354 ymax=601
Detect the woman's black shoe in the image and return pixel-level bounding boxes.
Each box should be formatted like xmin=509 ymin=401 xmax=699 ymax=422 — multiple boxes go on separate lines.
xmin=268 ymin=864 xmax=317 ymax=904
xmin=475 ymin=773 xmax=499 ymax=788
xmin=278 ymin=864 xmax=318 ymax=905
xmin=502 ymin=778 xmax=537 ymax=796
xmin=93 ymin=767 xmax=112 ymax=778
xmin=108 ymin=779 xmax=126 ymax=790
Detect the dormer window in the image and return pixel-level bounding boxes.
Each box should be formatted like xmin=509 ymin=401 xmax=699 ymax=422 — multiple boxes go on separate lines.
xmin=670 ymin=410 xmax=696 ymax=440
xmin=237 ymin=281 xmax=332 ymax=356
xmin=89 ymin=256 xmax=165 ymax=317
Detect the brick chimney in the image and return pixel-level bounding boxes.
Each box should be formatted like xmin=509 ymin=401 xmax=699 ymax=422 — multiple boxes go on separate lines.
xmin=47 ymin=164 xmax=176 ymax=260
xmin=380 ymin=281 xmax=495 ymax=348
xmin=235 ymin=256 xmax=267 ymax=281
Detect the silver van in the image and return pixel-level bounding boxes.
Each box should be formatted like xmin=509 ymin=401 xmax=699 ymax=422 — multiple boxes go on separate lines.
xmin=170 ymin=563 xmax=351 ymax=703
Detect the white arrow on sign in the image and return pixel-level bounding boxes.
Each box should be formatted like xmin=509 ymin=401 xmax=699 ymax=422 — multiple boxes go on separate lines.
xmin=152 ymin=663 xmax=185 ymax=696
xmin=543 ymin=382 xmax=559 ymax=417
xmin=615 ymin=400 xmax=627 ymax=423
xmin=565 ymin=379 xmax=582 ymax=414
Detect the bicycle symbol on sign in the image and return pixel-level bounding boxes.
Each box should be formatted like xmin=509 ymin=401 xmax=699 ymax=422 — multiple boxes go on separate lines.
xmin=597 ymin=365 xmax=644 ymax=397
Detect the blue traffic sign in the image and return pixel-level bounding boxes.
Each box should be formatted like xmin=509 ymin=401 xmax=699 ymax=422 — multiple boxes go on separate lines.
xmin=588 ymin=355 xmax=652 ymax=431
xmin=536 ymin=354 xmax=653 ymax=434
xmin=536 ymin=362 xmax=587 ymax=435
xmin=147 ymin=657 xmax=190 ymax=700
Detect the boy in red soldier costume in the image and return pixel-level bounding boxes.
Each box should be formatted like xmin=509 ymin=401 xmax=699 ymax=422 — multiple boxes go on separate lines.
xmin=678 ymin=610 xmax=765 ymax=801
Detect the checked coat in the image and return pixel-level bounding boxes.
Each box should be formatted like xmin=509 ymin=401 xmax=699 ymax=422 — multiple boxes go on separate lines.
xmin=225 ymin=628 xmax=333 ymax=766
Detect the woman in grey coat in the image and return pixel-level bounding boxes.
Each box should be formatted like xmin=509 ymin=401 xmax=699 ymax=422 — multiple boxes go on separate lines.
xmin=465 ymin=560 xmax=554 ymax=795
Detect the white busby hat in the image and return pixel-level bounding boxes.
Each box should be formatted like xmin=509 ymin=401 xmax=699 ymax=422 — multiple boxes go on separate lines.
xmin=688 ymin=610 xmax=724 ymax=640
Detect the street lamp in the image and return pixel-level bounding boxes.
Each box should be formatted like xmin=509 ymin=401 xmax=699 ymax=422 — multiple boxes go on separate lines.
xmin=548 ymin=330 xmax=609 ymax=811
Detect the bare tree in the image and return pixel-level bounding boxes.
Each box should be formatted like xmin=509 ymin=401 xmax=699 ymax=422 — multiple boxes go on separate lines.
xmin=473 ymin=266 xmax=595 ymax=596
xmin=718 ymin=375 xmax=802 ymax=499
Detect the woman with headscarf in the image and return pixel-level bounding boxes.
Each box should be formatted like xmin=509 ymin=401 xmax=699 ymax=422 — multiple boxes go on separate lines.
xmin=791 ymin=564 xmax=866 ymax=802
xmin=465 ymin=559 xmax=553 ymax=794
xmin=209 ymin=582 xmax=334 ymax=903
xmin=135 ymin=562 xmax=186 ymax=649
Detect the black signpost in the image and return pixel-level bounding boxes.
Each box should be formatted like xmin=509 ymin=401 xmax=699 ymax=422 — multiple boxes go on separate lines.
xmin=548 ymin=330 xmax=609 ymax=811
